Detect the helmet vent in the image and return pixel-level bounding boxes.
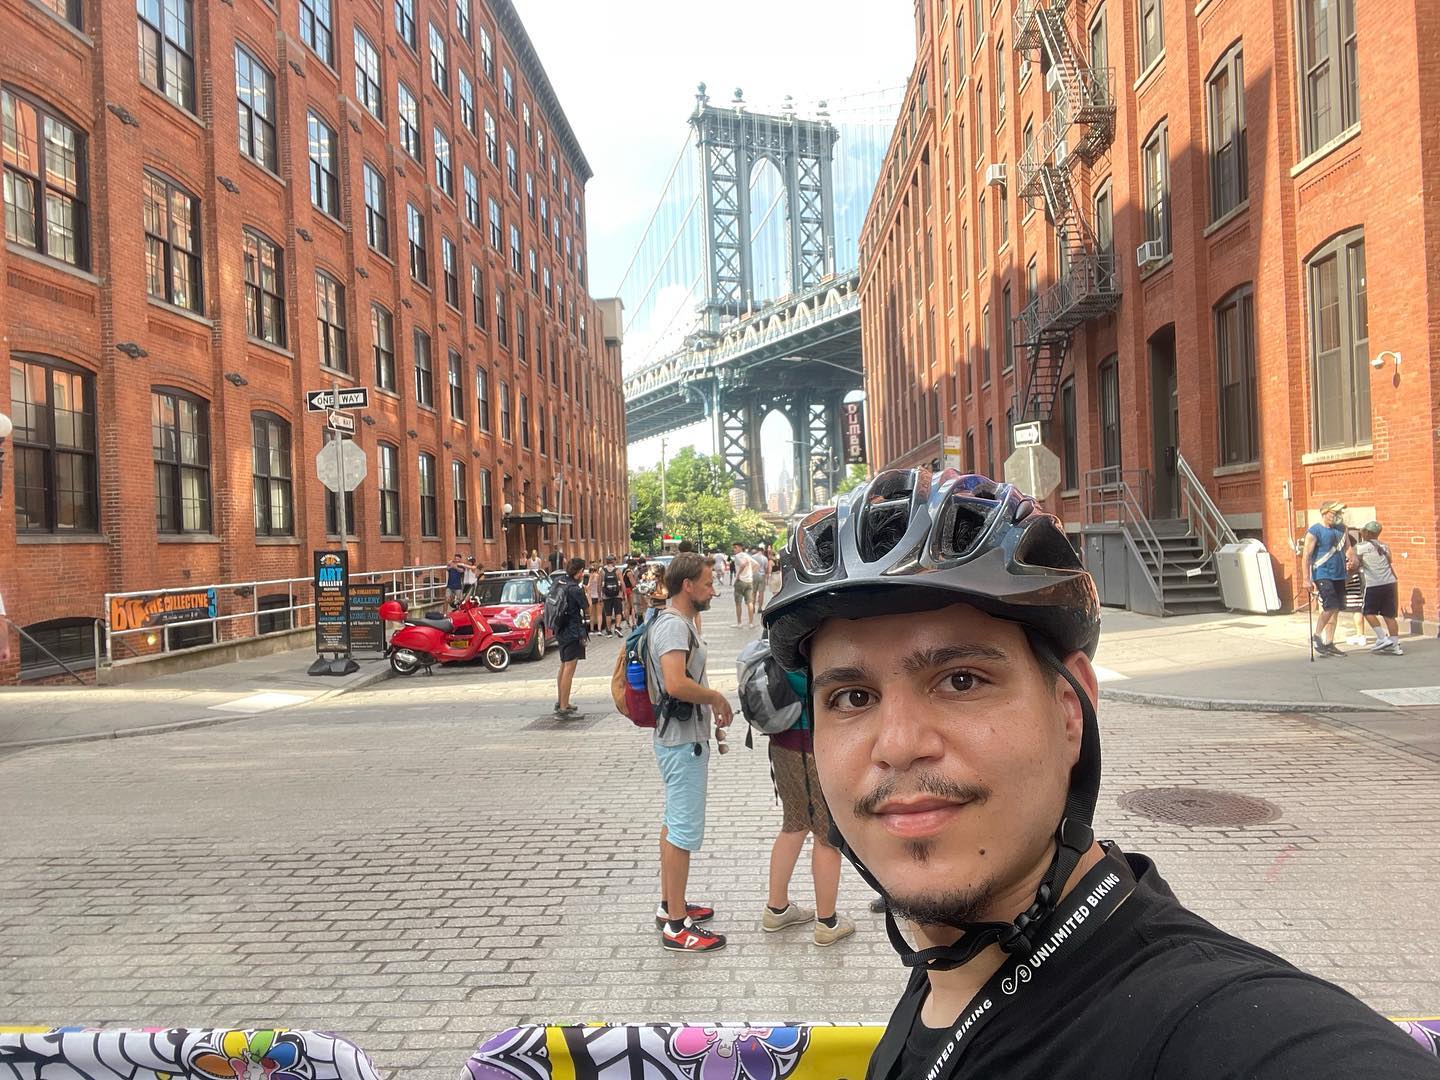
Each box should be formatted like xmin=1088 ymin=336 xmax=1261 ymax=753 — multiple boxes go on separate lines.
xmin=798 ymin=511 xmax=838 ymax=575
xmin=860 ymin=498 xmax=910 ymax=563
xmin=1014 ymin=518 xmax=1084 ymax=571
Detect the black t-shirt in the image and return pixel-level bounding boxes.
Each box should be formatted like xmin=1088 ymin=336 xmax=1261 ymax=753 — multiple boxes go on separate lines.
xmin=870 ymin=850 xmax=1437 ymax=1080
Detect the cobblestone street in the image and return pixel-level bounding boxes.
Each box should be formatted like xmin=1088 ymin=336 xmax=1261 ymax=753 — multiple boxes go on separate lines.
xmin=3 ymin=620 xmax=1438 ymax=1076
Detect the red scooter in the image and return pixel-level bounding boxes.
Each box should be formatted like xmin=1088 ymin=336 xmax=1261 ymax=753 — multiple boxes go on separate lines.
xmin=379 ymin=595 xmax=511 ymax=675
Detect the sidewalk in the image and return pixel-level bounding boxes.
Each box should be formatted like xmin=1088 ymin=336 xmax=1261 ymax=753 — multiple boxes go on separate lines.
xmin=1094 ymin=609 xmax=1440 ymax=712
xmin=0 ymin=648 xmax=388 ymax=750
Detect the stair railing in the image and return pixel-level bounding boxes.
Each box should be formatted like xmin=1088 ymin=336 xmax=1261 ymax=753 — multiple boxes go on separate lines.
xmin=1084 ymin=467 xmax=1166 ymax=612
xmin=1175 ymin=452 xmax=1237 ymax=561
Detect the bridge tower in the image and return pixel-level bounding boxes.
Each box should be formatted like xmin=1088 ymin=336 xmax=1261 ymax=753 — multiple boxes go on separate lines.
xmin=691 ymin=86 xmax=844 ymax=512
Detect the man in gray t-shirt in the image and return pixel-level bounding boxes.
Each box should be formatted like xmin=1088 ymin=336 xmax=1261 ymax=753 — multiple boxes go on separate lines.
xmin=647 ymin=552 xmax=735 ymax=953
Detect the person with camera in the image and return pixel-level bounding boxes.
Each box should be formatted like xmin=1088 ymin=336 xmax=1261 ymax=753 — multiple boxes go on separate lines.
xmin=649 ymin=552 xmax=734 ymax=953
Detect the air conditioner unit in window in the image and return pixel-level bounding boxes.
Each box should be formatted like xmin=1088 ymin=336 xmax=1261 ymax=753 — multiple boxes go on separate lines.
xmin=1045 ymin=66 xmax=1063 ymax=94
xmin=985 ymin=163 xmax=1007 ymax=188
xmin=1136 ymin=240 xmax=1166 ymax=267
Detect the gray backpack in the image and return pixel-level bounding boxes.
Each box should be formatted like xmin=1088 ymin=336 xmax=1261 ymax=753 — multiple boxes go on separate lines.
xmin=736 ymin=638 xmax=804 ymax=736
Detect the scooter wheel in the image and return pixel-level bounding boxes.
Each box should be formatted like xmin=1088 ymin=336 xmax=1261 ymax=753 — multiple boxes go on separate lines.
xmin=483 ymin=643 xmax=511 ymax=672
xmin=390 ymin=648 xmax=423 ymax=676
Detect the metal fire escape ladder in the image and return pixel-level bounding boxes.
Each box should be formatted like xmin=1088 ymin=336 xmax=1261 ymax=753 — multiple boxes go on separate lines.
xmin=1012 ymin=0 xmax=1119 ymax=424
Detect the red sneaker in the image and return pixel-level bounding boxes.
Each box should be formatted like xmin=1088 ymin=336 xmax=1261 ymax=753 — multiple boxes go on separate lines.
xmin=655 ymin=901 xmax=715 ymax=928
xmin=661 ymin=918 xmax=727 ymax=953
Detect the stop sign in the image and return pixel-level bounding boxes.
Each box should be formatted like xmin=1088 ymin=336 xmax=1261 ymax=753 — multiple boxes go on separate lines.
xmin=1003 ymin=444 xmax=1062 ymax=500
xmin=316 ymin=439 xmax=368 ymax=493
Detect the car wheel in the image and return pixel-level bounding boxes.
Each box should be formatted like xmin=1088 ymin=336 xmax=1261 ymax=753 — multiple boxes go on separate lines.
xmin=390 ymin=648 xmax=423 ymax=676
xmin=483 ymin=643 xmax=511 ymax=671
xmin=527 ymin=624 xmax=546 ymax=661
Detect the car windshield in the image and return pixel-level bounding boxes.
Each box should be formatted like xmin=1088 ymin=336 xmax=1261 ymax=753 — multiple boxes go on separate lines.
xmin=473 ymin=578 xmax=539 ymax=606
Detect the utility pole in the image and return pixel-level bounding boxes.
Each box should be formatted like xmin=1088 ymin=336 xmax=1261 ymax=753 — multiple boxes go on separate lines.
xmin=660 ymin=436 xmax=668 ymax=543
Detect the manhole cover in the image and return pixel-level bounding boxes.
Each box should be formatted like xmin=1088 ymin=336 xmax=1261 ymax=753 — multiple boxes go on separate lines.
xmin=523 ymin=714 xmax=603 ymax=732
xmin=1117 ymin=787 xmax=1280 ymax=827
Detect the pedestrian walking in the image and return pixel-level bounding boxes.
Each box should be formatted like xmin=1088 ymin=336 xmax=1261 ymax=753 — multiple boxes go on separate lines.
xmin=650 ymin=552 xmax=734 ymax=953
xmin=445 ymin=552 xmax=467 ymax=607
xmin=1349 ymin=521 xmax=1404 ymax=655
xmin=622 ymin=557 xmax=639 ymax=628
xmin=711 ymin=550 xmax=727 ymax=597
xmin=1303 ymin=500 xmax=1351 ymax=656
xmin=585 ymin=560 xmax=602 ymax=632
xmin=547 ymin=547 xmax=562 ymax=572
xmin=601 ymin=556 xmax=624 ymax=636
xmin=762 ymin=469 xmax=1436 ymax=1079
xmin=462 ymin=556 xmax=480 ymax=600
xmin=752 ymin=545 xmax=771 ymax=612
xmin=732 ymin=542 xmax=757 ymax=627
xmin=550 ymin=557 xmax=589 ymax=717
xmin=527 ymin=548 xmax=542 ymax=573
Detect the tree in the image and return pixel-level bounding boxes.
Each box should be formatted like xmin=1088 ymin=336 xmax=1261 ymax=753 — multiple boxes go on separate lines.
xmin=629 ymin=467 xmax=664 ymax=551
xmin=668 ymin=492 xmax=734 ymax=552
xmin=729 ymin=508 xmax=778 ymax=549
xmin=836 ymin=463 xmax=869 ymax=497
xmin=665 ymin=447 xmax=728 ymax=502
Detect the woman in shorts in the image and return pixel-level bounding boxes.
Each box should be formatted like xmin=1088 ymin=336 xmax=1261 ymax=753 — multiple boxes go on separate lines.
xmin=1349 ymin=521 xmax=1403 ymax=655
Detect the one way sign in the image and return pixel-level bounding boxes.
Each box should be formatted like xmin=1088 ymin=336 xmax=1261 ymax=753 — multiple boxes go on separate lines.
xmin=305 ymin=387 xmax=370 ymax=412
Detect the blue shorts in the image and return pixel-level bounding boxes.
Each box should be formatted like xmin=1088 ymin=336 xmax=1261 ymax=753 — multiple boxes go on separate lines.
xmin=654 ymin=741 xmax=710 ymax=852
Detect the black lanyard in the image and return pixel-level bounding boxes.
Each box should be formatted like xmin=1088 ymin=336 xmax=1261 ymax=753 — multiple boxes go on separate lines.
xmin=884 ymin=848 xmax=1138 ymax=1080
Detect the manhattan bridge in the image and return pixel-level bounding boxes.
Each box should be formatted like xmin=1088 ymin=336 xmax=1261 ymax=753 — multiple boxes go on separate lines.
xmin=618 ymin=85 xmax=899 ymax=513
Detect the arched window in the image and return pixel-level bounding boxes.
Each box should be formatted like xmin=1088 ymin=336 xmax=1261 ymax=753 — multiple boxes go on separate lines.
xmin=10 ymin=354 xmax=98 ymax=533
xmin=152 ymin=387 xmax=212 ymax=534
xmin=251 ymin=411 xmax=293 ymax=536
xmin=2 ymin=87 xmax=88 ymax=267
xmin=19 ymin=617 xmax=99 ymax=679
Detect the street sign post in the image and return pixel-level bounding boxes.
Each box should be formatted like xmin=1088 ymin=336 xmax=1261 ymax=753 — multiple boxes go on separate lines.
xmin=305 ymin=387 xmax=370 ymax=412
xmin=316 ymin=439 xmax=368 ymax=493
xmin=1003 ymin=444 xmax=1063 ymax=500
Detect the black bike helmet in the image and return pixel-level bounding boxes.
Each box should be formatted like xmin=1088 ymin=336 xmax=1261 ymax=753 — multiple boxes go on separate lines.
xmin=763 ymin=467 xmax=1103 ymax=972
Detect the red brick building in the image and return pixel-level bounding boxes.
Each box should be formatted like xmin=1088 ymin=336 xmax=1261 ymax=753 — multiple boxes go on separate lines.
xmin=860 ymin=0 xmax=1438 ymax=624
xmin=0 ymin=0 xmax=629 ymax=681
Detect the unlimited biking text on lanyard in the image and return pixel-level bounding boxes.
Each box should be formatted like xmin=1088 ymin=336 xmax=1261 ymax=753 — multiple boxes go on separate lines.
xmin=914 ymin=848 xmax=1137 ymax=1080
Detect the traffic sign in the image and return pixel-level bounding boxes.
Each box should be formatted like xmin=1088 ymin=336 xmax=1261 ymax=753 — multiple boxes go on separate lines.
xmin=316 ymin=439 xmax=368 ymax=493
xmin=306 ymin=387 xmax=370 ymax=412
xmin=1013 ymin=421 xmax=1042 ymax=448
xmin=325 ymin=412 xmax=356 ymax=434
xmin=1003 ymin=444 xmax=1062 ymax=500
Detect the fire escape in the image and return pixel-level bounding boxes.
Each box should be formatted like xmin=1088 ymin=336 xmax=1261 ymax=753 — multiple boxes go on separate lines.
xmin=1012 ymin=0 xmax=1120 ymax=422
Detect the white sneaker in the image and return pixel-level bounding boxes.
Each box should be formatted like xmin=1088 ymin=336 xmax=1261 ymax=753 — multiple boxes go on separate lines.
xmin=1382 ymin=642 xmax=1405 ymax=656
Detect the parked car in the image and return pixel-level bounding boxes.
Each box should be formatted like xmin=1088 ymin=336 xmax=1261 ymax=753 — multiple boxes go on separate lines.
xmin=472 ymin=571 xmax=555 ymax=661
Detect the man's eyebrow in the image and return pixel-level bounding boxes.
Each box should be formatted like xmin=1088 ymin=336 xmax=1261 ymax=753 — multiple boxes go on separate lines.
xmin=901 ymin=643 xmax=1010 ymax=672
xmin=812 ymin=644 xmax=1012 ymax=691
xmin=811 ymin=665 xmax=871 ymax=691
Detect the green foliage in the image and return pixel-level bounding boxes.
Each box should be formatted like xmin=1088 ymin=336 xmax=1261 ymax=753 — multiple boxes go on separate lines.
xmin=836 ymin=463 xmax=869 ymax=497
xmin=628 ymin=448 xmax=780 ymax=554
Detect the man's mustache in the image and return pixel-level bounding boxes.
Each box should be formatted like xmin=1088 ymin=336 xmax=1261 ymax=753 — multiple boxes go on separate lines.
xmin=854 ymin=772 xmax=990 ymax=818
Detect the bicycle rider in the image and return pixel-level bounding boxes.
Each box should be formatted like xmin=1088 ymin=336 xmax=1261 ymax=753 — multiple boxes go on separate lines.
xmin=764 ymin=469 xmax=1435 ymax=1080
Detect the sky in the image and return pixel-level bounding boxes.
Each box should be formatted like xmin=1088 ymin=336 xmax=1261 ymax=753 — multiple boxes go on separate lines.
xmin=513 ymin=0 xmax=914 ymax=493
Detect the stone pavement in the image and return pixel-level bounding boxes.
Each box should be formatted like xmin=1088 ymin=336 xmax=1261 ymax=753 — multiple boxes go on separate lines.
xmin=0 ymin=648 xmax=387 ymax=750
xmin=1 ymin=616 xmax=1438 ymax=1077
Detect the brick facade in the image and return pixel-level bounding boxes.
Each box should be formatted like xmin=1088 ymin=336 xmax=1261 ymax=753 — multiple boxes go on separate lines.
xmin=860 ymin=0 xmax=1438 ymax=625
xmin=0 ymin=0 xmax=629 ymax=682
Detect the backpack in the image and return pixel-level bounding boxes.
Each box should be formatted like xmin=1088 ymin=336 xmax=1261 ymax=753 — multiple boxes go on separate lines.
xmin=610 ymin=612 xmax=695 ymax=730
xmin=602 ymin=567 xmax=621 ymax=598
xmin=736 ymin=638 xmax=804 ymax=738
xmin=543 ymin=575 xmax=575 ymax=632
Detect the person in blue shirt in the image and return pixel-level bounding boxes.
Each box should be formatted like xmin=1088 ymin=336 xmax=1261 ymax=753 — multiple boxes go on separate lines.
xmin=1303 ymin=500 xmax=1351 ymax=656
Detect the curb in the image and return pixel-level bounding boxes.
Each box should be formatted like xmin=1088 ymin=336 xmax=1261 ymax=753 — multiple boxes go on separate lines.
xmin=1099 ymin=686 xmax=1385 ymax=714
xmin=0 ymin=664 xmax=392 ymax=753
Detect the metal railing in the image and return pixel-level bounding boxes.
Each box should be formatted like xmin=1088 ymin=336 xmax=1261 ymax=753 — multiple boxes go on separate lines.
xmin=99 ymin=564 xmax=450 ymax=671
xmin=1176 ymin=452 xmax=1238 ymax=559
xmin=1084 ymin=467 xmax=1166 ymax=611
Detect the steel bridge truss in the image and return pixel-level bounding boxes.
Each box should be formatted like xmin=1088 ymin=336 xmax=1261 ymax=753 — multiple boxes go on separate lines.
xmin=691 ymin=90 xmax=840 ymax=329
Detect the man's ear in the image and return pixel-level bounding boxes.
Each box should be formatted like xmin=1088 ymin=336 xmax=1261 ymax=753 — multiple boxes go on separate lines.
xmin=1055 ymin=651 xmax=1099 ymax=759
